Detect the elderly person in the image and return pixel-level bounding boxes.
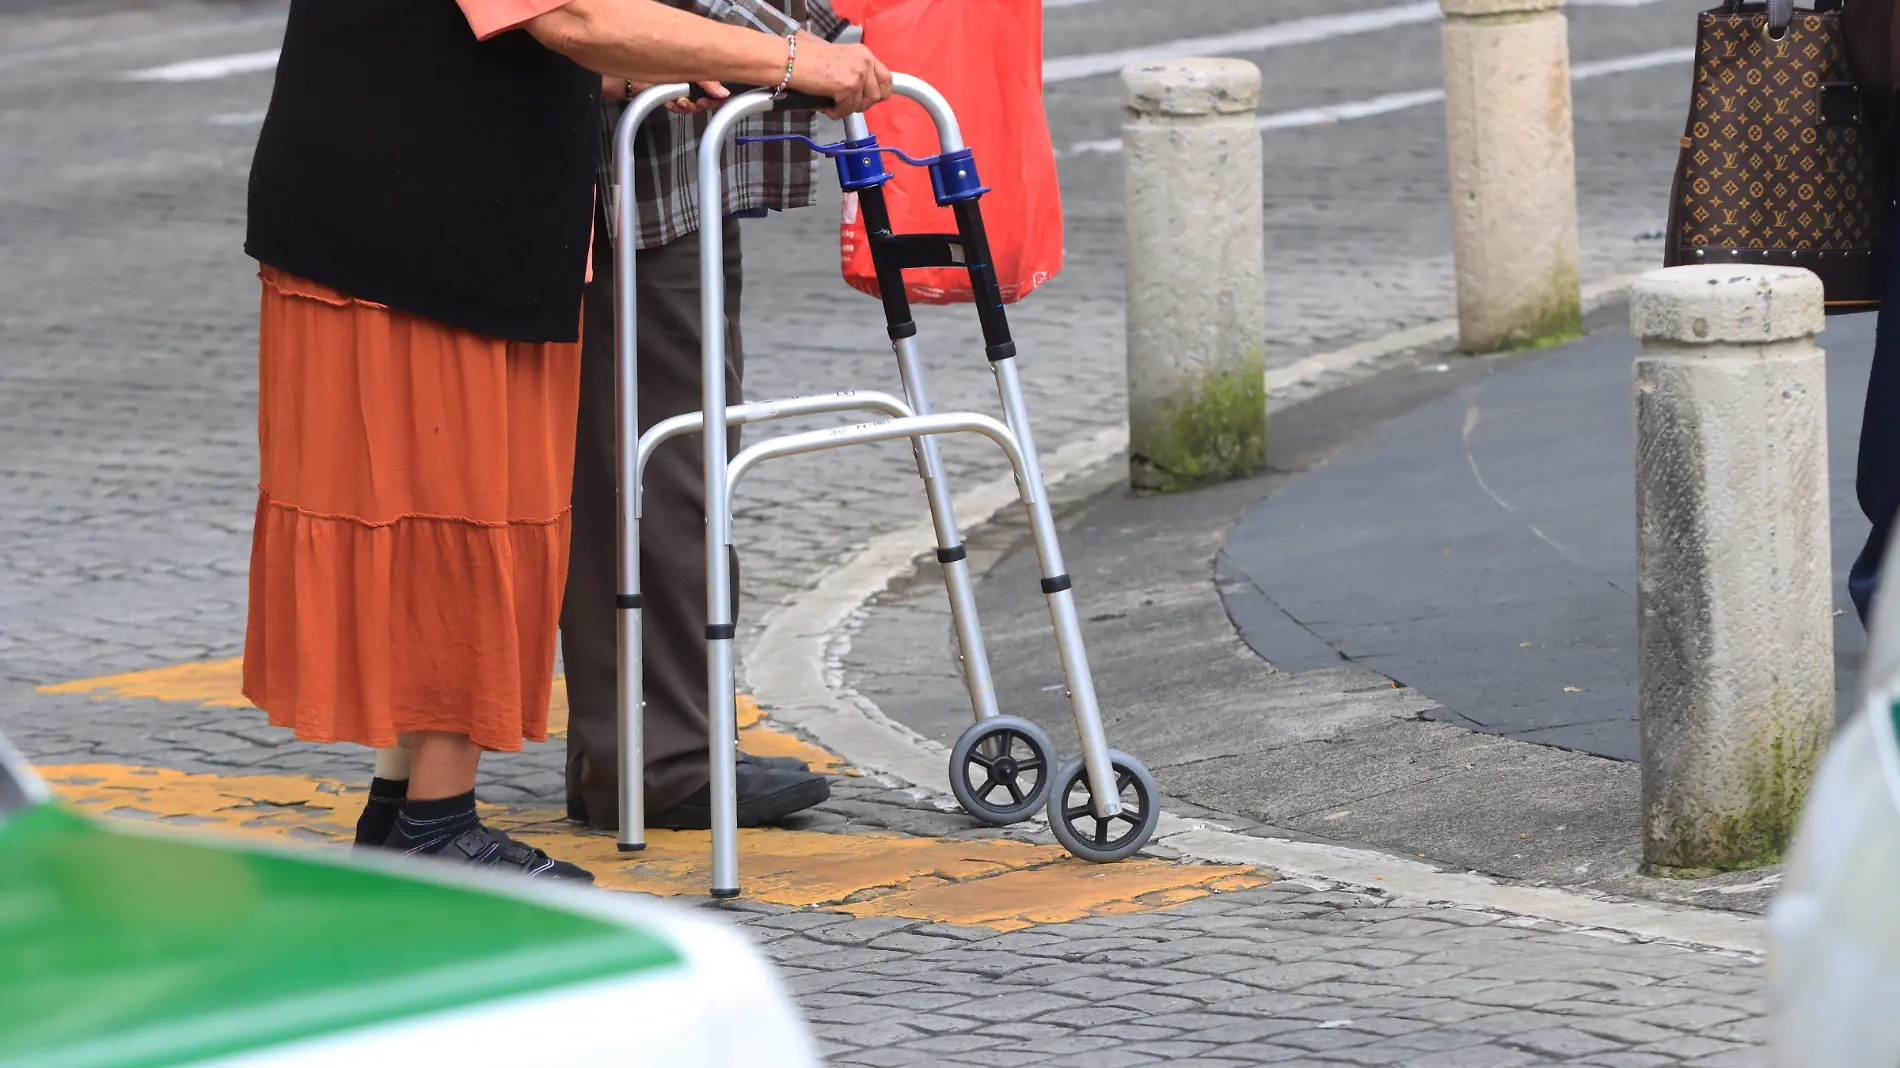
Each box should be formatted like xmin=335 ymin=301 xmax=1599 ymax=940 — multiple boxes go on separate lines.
xmin=242 ymin=0 xmax=890 ymax=880
xmin=557 ymin=0 xmax=857 ymax=837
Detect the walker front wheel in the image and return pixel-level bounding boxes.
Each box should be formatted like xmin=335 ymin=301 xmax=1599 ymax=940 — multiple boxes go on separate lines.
xmin=949 ymin=716 xmax=1054 ymax=826
xmin=1047 ymin=752 xmax=1160 ymax=863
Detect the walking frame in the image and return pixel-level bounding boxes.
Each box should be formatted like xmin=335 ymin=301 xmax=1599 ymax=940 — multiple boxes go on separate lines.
xmin=611 ymin=75 xmax=1160 ymax=898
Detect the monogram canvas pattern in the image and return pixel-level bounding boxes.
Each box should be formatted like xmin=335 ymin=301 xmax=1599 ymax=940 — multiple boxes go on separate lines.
xmin=1666 ymin=7 xmax=1884 ymax=305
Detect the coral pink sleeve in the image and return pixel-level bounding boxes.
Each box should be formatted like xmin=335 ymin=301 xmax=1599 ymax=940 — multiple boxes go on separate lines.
xmin=455 ymin=0 xmax=572 ymax=40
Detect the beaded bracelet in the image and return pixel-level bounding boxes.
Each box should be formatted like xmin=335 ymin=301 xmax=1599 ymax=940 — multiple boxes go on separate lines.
xmin=771 ymin=33 xmax=796 ymax=100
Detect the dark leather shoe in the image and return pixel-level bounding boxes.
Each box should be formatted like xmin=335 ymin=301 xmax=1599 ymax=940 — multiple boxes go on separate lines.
xmin=649 ymin=762 xmax=830 ymax=830
xmin=567 ymin=751 xmax=811 ymax=824
xmin=740 ymin=751 xmax=810 ymax=772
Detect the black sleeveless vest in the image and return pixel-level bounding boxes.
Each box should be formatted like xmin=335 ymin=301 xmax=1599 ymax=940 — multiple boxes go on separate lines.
xmin=246 ymin=0 xmax=601 ymax=344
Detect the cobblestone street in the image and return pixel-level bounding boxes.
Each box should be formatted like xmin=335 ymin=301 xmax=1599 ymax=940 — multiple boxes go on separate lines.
xmin=0 ymin=1 xmax=1774 ymax=1064
xmin=0 ymin=0 xmax=1704 ymax=691
xmin=742 ymin=892 xmax=1764 ymax=1068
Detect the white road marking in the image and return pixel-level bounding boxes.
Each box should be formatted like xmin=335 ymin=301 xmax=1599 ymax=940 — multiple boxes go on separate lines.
xmin=1570 ymin=45 xmax=1698 ymax=78
xmin=1045 ymin=2 xmax=1441 ymax=84
xmin=139 ymin=6 xmax=1427 ymax=88
xmin=0 ymin=9 xmax=284 ymax=73
xmin=1042 ymin=0 xmax=1681 ymax=82
xmin=123 ymin=0 xmax=1682 ymax=85
xmin=118 ymin=0 xmax=1685 ymax=87
xmin=125 ymin=48 xmax=279 ymax=82
xmin=208 ymin=110 xmax=268 ymax=126
xmin=1063 ymin=45 xmax=1694 ymax=155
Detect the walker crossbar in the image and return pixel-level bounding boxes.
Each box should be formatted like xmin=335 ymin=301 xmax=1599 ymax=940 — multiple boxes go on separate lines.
xmin=722 ymin=415 xmax=1116 ymax=807
xmin=616 ymin=389 xmax=916 ymax=852
xmin=635 ymin=391 xmax=917 ymax=518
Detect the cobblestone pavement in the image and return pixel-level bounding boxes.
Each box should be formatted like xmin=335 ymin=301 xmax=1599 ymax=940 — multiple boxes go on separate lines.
xmin=31 ymin=682 xmax=1771 ymax=1067
xmin=1 ymin=0 xmax=1704 ymax=695
xmin=0 ymin=2 xmax=1771 ymax=1064
xmin=728 ymin=891 xmax=1765 ymax=1068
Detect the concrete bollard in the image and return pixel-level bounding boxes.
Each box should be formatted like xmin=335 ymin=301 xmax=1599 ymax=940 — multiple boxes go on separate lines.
xmin=1631 ymin=265 xmax=1833 ymax=875
xmin=1440 ymin=0 xmax=1582 ymax=354
xmin=1121 ymin=58 xmax=1268 ymax=492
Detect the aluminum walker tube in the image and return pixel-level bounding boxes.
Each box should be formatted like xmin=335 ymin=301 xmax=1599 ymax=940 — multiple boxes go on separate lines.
xmin=698 ymin=90 xmax=781 ymax=897
xmin=725 ymin=413 xmax=1028 ymax=516
xmin=895 ymin=332 xmax=1001 ymax=723
xmin=845 ymin=109 xmax=1000 ymax=726
xmin=994 ymin=356 xmax=1120 ymax=819
xmin=636 ymin=392 xmax=916 ymax=487
xmin=888 ymin=74 xmax=964 ymax=152
xmin=614 ymin=83 xmax=691 ymax=852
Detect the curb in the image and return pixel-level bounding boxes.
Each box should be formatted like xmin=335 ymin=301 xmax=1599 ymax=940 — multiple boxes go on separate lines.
xmin=746 ymin=276 xmax=1765 ymax=955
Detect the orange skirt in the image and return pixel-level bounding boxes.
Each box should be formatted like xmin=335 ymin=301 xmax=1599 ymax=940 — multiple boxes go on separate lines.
xmin=242 ymin=268 xmax=581 ymax=752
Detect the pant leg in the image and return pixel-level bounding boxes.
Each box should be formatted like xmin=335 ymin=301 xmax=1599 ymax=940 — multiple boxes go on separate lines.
xmin=562 ymin=213 xmax=745 ymax=830
xmin=1851 ymin=213 xmax=1900 ymax=624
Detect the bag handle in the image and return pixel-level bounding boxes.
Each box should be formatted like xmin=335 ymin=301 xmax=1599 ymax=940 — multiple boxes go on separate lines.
xmin=1720 ymin=0 xmax=1796 ymax=38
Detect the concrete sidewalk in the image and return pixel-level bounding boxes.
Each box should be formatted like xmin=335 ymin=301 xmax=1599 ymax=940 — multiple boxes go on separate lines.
xmin=1222 ymin=315 xmax=1874 ymax=764
xmin=847 ymin=305 xmax=1867 ymax=919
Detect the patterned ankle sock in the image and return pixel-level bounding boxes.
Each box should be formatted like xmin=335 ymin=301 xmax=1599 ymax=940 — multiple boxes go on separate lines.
xmin=387 ymin=790 xmax=479 ymax=855
xmin=353 ymin=776 xmax=409 ymax=848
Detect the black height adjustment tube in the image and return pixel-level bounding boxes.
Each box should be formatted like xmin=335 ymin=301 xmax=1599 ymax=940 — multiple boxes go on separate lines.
xmin=951 ymin=199 xmax=1017 ymax=362
xmin=855 ymin=185 xmax=920 ymax=341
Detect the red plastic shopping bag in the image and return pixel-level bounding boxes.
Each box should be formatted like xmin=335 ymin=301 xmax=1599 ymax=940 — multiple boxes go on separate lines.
xmin=833 ymin=0 xmax=1063 ymax=304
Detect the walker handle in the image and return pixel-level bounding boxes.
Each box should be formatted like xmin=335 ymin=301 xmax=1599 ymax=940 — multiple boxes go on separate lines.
xmin=735 ymin=133 xmax=943 ymax=168
xmin=688 ymin=82 xmax=836 ymax=113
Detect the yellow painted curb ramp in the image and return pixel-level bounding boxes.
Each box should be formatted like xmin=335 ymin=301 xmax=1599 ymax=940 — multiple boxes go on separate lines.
xmin=36 ymin=657 xmax=1267 ymax=930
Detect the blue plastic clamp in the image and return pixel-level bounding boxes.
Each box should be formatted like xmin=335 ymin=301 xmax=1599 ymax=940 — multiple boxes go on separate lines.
xmin=836 ymin=136 xmax=892 ymax=191
xmin=736 ymin=133 xmax=892 ymax=190
xmin=928 ymin=148 xmax=990 ymax=205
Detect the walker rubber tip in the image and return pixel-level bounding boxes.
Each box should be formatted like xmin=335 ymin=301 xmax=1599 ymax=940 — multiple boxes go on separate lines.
xmin=617 ymin=842 xmax=647 ymax=853
xmin=710 ymin=887 xmax=741 ymax=900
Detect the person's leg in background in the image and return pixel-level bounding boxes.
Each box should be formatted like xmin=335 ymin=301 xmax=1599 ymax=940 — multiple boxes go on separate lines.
xmin=352 ymin=736 xmax=411 ymax=846
xmin=562 ymin=208 xmax=829 ymax=831
xmin=1851 ymin=152 xmax=1900 ymax=624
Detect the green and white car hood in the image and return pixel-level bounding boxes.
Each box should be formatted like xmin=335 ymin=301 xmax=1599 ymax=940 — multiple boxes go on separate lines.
xmin=0 ymin=746 xmax=816 ymax=1068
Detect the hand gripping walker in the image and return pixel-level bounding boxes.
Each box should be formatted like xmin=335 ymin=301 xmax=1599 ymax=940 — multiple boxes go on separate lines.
xmin=612 ymin=76 xmax=1161 ymax=898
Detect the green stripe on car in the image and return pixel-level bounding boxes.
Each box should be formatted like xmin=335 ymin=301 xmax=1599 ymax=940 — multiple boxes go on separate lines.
xmin=1 ymin=804 xmax=680 ymax=1068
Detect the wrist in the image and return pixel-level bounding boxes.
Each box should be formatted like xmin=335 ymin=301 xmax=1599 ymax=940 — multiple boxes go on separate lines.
xmin=771 ymin=32 xmax=796 ymax=99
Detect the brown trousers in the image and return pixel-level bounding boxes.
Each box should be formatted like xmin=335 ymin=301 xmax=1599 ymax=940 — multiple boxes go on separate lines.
xmin=561 ymin=208 xmax=744 ymax=829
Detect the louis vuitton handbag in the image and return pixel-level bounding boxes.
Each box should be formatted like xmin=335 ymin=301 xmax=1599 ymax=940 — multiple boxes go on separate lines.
xmin=1665 ymin=0 xmax=1885 ymax=309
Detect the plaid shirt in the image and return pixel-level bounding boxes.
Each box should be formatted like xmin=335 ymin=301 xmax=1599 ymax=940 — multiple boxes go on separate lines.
xmin=599 ymin=0 xmax=851 ymax=251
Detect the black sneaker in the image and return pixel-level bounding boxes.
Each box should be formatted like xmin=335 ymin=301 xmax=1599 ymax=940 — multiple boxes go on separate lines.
xmin=649 ymin=762 xmax=830 ymax=830
xmin=414 ymin=822 xmax=595 ymax=883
